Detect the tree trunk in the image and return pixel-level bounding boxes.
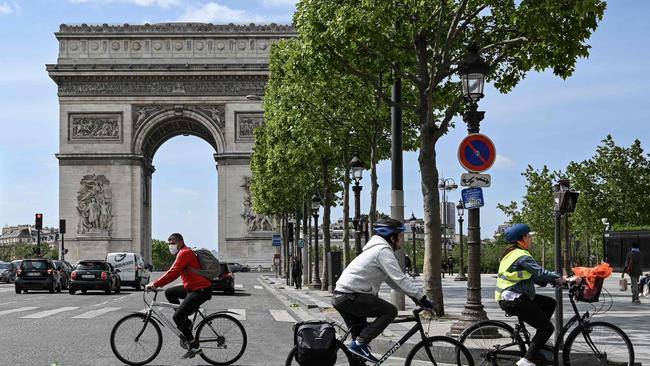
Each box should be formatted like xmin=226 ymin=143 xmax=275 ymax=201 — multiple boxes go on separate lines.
xmin=369 ymin=138 xmax=379 ymax=227
xmin=342 ymin=165 xmax=351 ymax=266
xmin=321 ymin=158 xmax=332 ymax=291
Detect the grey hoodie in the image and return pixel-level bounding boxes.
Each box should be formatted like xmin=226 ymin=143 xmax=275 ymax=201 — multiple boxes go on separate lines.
xmin=334 ymin=235 xmax=425 ymax=300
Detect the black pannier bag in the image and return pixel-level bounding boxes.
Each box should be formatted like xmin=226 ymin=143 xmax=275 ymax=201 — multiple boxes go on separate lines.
xmin=293 ymin=320 xmax=337 ymax=366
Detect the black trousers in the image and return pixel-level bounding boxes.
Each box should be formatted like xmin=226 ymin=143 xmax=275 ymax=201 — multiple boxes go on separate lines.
xmin=500 ymin=294 xmax=556 ymax=360
xmin=332 ymin=292 xmax=397 ymax=344
xmin=165 ymin=284 xmax=212 ymax=346
xmin=292 ymin=273 xmax=302 ymax=289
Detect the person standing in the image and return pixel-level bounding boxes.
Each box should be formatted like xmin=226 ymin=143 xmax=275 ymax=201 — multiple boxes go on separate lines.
xmin=624 ymin=242 xmax=643 ymax=304
xmin=447 ymin=256 xmax=455 ymax=276
xmin=291 ymin=257 xmax=302 ymax=289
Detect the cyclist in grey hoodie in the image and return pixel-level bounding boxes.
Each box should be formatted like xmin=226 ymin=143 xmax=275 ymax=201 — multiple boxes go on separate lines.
xmin=332 ymin=218 xmax=433 ymax=363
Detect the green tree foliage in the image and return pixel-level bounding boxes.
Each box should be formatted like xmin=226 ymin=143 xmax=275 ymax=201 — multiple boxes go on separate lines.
xmin=296 ymin=0 xmax=605 ymax=315
xmin=152 ymin=239 xmax=174 ymax=271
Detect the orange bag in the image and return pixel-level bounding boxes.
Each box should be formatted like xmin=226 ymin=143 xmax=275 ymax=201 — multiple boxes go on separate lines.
xmin=572 ymin=262 xmax=613 ymax=289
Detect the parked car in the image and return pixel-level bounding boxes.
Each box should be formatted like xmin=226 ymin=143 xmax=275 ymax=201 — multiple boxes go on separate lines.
xmin=211 ymin=263 xmax=235 ymax=294
xmin=69 ymin=260 xmax=121 ymax=295
xmin=0 ymin=262 xmax=17 ymax=283
xmin=15 ymin=258 xmax=62 ymax=294
xmin=227 ymin=262 xmax=250 ymax=273
xmin=53 ymin=260 xmax=73 ymax=290
xmin=105 ymin=252 xmax=151 ymax=291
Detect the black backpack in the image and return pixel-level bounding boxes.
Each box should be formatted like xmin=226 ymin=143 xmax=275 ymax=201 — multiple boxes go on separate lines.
xmin=293 ymin=320 xmax=337 ymax=366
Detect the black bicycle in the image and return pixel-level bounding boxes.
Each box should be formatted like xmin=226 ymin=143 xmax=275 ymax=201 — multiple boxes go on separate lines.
xmin=458 ymin=278 xmax=634 ymax=366
xmin=285 ymin=308 xmax=475 ymax=366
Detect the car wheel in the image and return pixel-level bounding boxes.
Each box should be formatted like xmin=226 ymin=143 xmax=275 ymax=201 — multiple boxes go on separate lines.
xmin=69 ymin=288 xmax=76 ymax=295
xmin=227 ymin=289 xmax=235 ymax=295
xmin=49 ymin=281 xmax=55 ymax=293
xmin=114 ymin=280 xmax=121 ymax=294
xmin=15 ymin=287 xmax=21 ymax=294
xmin=105 ymin=286 xmax=111 ymax=295
xmin=23 ymin=289 xmax=28 ymax=293
xmin=81 ymin=289 xmax=87 ymax=294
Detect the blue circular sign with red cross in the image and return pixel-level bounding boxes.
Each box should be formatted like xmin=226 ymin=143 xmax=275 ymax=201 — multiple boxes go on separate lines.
xmin=458 ymin=133 xmax=496 ymax=173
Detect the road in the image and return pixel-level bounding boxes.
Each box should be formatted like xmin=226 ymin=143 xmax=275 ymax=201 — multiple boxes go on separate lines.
xmin=0 ymin=272 xmax=298 ymax=366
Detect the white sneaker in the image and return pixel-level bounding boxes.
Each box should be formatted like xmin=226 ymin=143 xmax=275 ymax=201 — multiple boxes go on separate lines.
xmin=516 ymin=358 xmax=536 ymax=366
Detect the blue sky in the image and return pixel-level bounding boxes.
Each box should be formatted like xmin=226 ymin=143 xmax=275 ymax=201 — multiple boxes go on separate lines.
xmin=0 ymin=1 xmax=647 ymax=254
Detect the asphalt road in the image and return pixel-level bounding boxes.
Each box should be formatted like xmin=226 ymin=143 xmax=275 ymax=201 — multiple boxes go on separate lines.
xmin=0 ymin=272 xmax=298 ymax=366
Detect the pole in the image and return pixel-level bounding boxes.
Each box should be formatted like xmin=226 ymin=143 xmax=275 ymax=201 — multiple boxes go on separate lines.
xmin=60 ymin=233 xmax=65 ymax=261
xmin=443 ymin=189 xmax=448 ymax=268
xmin=412 ymin=226 xmax=418 ymax=276
xmin=303 ymin=200 xmax=309 ymax=287
xmin=564 ymin=214 xmax=571 ymax=274
xmin=353 ymin=183 xmax=362 ymax=255
xmin=554 ymin=211 xmax=563 ymax=344
xmin=311 ymin=211 xmax=322 ymax=289
xmin=455 ymin=215 xmax=467 ymax=281
xmin=37 ymin=229 xmax=41 ymax=257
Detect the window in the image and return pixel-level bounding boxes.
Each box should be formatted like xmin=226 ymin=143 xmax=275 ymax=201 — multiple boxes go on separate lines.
xmin=76 ymin=262 xmax=109 ymax=271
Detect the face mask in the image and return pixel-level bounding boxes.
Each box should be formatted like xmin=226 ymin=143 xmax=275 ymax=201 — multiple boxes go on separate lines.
xmin=169 ymin=244 xmax=179 ymax=255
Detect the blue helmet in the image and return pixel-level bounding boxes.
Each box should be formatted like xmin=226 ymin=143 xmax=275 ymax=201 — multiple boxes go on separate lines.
xmin=373 ymin=219 xmax=406 ymax=237
xmin=504 ymin=223 xmax=531 ymax=243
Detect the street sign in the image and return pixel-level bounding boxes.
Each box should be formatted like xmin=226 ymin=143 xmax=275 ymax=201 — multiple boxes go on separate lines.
xmin=461 ymin=172 xmax=491 ymax=187
xmin=458 ymin=133 xmax=496 ymax=173
xmin=272 ymin=234 xmax=281 ymax=247
xmin=297 ymin=238 xmax=305 ymax=249
xmin=461 ymin=187 xmax=485 ymax=209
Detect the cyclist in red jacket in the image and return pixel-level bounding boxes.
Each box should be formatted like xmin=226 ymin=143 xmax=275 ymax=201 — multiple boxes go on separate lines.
xmin=146 ymin=233 xmax=212 ymax=359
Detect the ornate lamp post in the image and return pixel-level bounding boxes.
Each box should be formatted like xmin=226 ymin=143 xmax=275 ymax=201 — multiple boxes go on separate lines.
xmin=450 ymin=46 xmax=490 ymax=337
xmin=455 ymin=200 xmax=467 ymax=281
xmin=310 ymin=192 xmax=322 ymax=289
xmin=438 ymin=178 xmax=458 ymax=262
xmin=409 ymin=213 xmax=419 ymax=276
xmin=350 ymin=154 xmax=364 ymax=255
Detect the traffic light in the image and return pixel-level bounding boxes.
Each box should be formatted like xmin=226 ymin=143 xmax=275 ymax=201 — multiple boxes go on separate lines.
xmin=35 ymin=213 xmax=43 ymax=230
xmin=59 ymin=219 xmax=66 ymax=234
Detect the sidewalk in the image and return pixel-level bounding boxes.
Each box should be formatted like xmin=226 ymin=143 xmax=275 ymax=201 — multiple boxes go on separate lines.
xmin=260 ymin=273 xmax=649 ymax=364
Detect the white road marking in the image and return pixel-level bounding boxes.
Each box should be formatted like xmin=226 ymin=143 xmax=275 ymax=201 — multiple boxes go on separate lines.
xmin=72 ymin=307 xmax=121 ymax=319
xmin=235 ymin=284 xmax=244 ymax=289
xmin=0 ymin=307 xmax=39 ymax=316
xmin=269 ymin=309 xmax=296 ymax=323
xmin=93 ymin=301 xmax=110 ymax=307
xmin=0 ymin=301 xmax=17 ymax=306
xmin=228 ymin=309 xmax=246 ymax=321
xmin=254 ymin=285 xmax=263 ymax=290
xmin=112 ymin=295 xmax=131 ymax=302
xmin=21 ymin=307 xmax=79 ymax=319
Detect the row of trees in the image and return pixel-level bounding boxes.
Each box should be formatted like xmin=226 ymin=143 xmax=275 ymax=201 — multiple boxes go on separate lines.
xmin=251 ymin=0 xmax=606 ymax=316
xmin=498 ymin=136 xmax=650 ymax=268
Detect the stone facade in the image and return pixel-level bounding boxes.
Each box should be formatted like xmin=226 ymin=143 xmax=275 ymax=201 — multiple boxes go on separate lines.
xmin=48 ymin=23 xmax=296 ymax=266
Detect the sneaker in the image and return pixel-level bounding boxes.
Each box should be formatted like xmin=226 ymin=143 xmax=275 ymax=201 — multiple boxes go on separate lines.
xmin=516 ymin=357 xmax=537 ymax=366
xmin=181 ymin=347 xmax=202 ymax=359
xmin=633 ymin=299 xmax=641 ymax=304
xmin=348 ymin=340 xmax=379 ymax=363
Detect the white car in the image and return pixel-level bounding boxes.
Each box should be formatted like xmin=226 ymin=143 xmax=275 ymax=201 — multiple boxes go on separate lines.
xmin=105 ymin=252 xmax=151 ymax=291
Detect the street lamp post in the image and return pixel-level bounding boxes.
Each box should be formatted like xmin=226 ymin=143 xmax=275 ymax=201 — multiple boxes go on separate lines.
xmin=409 ymin=213 xmax=419 ymax=276
xmin=438 ymin=178 xmax=458 ymax=263
xmin=449 ymin=46 xmax=490 ymax=337
xmin=601 ymin=218 xmax=610 ymax=263
xmin=350 ymin=155 xmax=364 ymax=255
xmin=310 ymin=193 xmax=322 ymax=290
xmin=455 ymin=201 xmax=467 ymax=281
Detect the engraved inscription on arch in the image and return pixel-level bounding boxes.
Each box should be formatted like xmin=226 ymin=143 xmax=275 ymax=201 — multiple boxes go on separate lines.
xmin=69 ymin=113 xmax=122 ymax=142
xmin=235 ymin=112 xmax=264 ymax=141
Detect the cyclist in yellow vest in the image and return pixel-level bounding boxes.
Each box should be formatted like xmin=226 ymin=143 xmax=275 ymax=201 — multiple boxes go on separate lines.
xmin=496 ymin=224 xmax=566 ymax=366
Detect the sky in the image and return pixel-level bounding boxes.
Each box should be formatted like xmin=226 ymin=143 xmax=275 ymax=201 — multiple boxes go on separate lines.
xmin=0 ymin=0 xmax=647 ymax=254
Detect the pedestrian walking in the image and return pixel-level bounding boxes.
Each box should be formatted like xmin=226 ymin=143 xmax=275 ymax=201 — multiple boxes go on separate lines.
xmin=447 ymin=256 xmax=455 ymax=276
xmin=441 ymin=259 xmax=447 ymax=278
xmin=405 ymin=255 xmax=412 ymax=275
xmin=291 ymin=257 xmax=302 ymax=289
xmin=623 ymin=242 xmax=643 ymax=304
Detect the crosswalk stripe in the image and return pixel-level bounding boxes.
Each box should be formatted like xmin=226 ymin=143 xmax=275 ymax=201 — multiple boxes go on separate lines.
xmin=0 ymin=307 xmax=39 ymax=316
xmin=254 ymin=285 xmax=263 ymax=290
xmin=235 ymin=284 xmax=244 ymax=289
xmin=21 ymin=307 xmax=79 ymax=319
xmin=72 ymin=307 xmax=121 ymax=319
xmin=228 ymin=309 xmax=246 ymax=321
xmin=269 ymin=309 xmax=296 ymax=323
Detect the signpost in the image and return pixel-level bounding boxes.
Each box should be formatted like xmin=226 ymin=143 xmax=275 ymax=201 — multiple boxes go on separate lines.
xmin=272 ymin=234 xmax=281 ymax=247
xmin=458 ymin=133 xmax=496 ymax=173
xmin=461 ymin=187 xmax=485 ymax=209
xmin=297 ymin=238 xmax=305 ymax=249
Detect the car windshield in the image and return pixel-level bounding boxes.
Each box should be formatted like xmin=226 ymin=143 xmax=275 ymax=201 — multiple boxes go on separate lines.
xmin=22 ymin=260 xmax=49 ymax=270
xmin=0 ymin=263 xmax=12 ymax=269
xmin=77 ymin=262 xmax=108 ymax=271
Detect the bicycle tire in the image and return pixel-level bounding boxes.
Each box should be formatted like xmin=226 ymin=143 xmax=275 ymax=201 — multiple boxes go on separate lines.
xmin=196 ymin=313 xmax=247 ymax=365
xmin=457 ymin=320 xmax=526 ymax=366
xmin=405 ymin=335 xmax=475 ymax=366
xmin=562 ymin=321 xmax=634 ymax=366
xmin=110 ymin=313 xmax=162 ymax=366
xmin=284 ymin=340 xmax=356 ymax=366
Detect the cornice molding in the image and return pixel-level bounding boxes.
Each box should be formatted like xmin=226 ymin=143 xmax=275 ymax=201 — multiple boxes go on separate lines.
xmin=57 ymin=23 xmax=296 ymax=36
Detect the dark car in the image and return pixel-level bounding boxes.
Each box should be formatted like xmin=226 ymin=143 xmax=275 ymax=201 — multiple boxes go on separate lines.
xmin=0 ymin=262 xmax=17 ymax=283
xmin=227 ymin=262 xmax=250 ymax=273
xmin=15 ymin=258 xmax=62 ymax=294
xmin=211 ymin=263 xmax=234 ymax=294
xmin=53 ymin=260 xmax=74 ymax=290
xmin=69 ymin=260 xmax=121 ymax=295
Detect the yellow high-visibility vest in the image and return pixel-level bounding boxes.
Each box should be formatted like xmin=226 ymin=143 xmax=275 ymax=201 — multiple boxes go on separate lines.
xmin=494 ymin=248 xmax=532 ymax=301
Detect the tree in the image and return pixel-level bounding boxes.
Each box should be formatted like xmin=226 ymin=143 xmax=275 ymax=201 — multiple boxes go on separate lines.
xmin=152 ymin=239 xmax=174 ymax=271
xmin=296 ymin=0 xmax=606 ymax=315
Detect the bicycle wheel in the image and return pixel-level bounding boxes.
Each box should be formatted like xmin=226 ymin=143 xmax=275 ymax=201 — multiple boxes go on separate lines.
xmin=196 ymin=313 xmax=247 ymax=365
xmin=110 ymin=313 xmax=162 ymax=366
xmin=563 ymin=321 xmax=634 ymax=366
xmin=458 ymin=320 xmax=526 ymax=366
xmin=284 ymin=340 xmax=356 ymax=366
xmin=405 ymin=336 xmax=474 ymax=366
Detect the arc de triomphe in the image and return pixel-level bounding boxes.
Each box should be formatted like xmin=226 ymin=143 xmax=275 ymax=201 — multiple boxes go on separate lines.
xmin=47 ymin=23 xmax=295 ymax=266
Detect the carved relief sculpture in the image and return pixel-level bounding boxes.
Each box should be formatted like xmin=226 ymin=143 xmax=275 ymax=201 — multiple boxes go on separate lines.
xmin=236 ymin=112 xmax=264 ymax=140
xmin=132 ymin=104 xmax=225 ymax=131
xmin=77 ymin=174 xmax=113 ymax=235
xmin=240 ymin=176 xmax=273 ymax=232
xmin=69 ymin=114 xmax=121 ymax=141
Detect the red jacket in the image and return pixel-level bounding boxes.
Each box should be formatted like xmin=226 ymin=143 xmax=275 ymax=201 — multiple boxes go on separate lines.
xmin=153 ymin=246 xmax=211 ymax=291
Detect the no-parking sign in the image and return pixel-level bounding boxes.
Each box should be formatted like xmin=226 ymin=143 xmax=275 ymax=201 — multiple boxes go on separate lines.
xmin=458 ymin=133 xmax=496 ymax=173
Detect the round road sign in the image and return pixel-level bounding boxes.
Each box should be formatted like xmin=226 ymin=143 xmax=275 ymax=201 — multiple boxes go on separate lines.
xmin=458 ymin=133 xmax=496 ymax=173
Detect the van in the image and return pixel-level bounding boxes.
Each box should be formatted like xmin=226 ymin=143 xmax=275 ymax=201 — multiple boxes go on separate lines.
xmin=105 ymin=252 xmax=151 ymax=290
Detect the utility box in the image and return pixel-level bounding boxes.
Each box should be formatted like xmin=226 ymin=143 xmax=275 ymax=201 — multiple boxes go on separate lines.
xmin=327 ymin=251 xmax=342 ymax=293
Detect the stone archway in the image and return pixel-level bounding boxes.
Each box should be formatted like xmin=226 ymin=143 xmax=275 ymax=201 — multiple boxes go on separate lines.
xmin=48 ymin=23 xmax=295 ymax=266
